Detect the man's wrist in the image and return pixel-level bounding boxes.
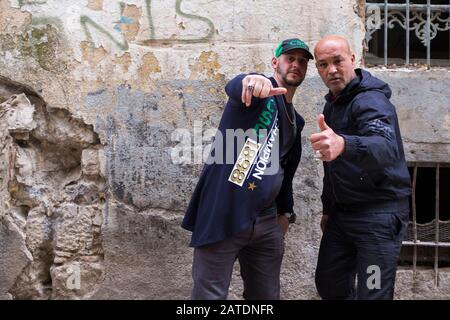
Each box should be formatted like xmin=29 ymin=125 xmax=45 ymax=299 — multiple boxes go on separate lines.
xmin=278 ymin=212 xmax=296 ymax=224
xmin=337 ymin=134 xmax=345 ymax=157
xmin=338 ymin=134 xmax=359 ymax=160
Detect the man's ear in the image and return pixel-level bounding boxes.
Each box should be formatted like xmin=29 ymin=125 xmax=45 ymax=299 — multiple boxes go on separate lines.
xmin=271 ymin=57 xmax=278 ymax=70
xmin=351 ymin=53 xmax=356 ymax=66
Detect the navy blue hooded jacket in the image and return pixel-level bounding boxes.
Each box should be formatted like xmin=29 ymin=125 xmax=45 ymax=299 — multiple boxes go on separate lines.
xmin=182 ymin=74 xmax=305 ymax=247
xmin=321 ymin=69 xmax=411 ymax=215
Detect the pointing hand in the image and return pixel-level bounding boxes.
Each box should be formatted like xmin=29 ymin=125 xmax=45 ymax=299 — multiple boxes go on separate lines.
xmin=241 ymin=75 xmax=287 ymax=107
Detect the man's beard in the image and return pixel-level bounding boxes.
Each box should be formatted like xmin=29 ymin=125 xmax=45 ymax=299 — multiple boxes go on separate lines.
xmin=277 ymin=66 xmax=303 ymax=87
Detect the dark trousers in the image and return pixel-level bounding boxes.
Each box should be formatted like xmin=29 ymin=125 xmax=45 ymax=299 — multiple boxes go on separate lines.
xmin=315 ymin=209 xmax=408 ymax=300
xmin=191 ymin=214 xmax=285 ymax=300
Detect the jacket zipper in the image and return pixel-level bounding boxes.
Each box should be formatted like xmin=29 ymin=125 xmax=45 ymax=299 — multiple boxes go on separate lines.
xmin=327 ymin=101 xmax=339 ymax=203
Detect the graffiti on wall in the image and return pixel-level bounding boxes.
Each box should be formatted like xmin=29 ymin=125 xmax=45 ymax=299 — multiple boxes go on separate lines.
xmin=80 ymin=2 xmax=131 ymax=51
xmin=18 ymin=0 xmax=47 ymax=5
xmin=19 ymin=0 xmax=216 ymax=50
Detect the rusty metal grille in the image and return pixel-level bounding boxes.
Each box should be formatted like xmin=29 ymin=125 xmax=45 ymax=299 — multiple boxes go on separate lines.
xmin=365 ymin=0 xmax=450 ymax=67
xmin=401 ymin=162 xmax=450 ymax=287
xmin=406 ymin=219 xmax=450 ymax=243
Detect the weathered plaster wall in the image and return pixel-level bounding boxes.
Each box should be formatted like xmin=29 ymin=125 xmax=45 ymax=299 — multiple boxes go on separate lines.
xmin=0 ymin=0 xmax=448 ymax=299
xmin=371 ymin=69 xmax=450 ymax=164
xmin=372 ymin=69 xmax=450 ymax=300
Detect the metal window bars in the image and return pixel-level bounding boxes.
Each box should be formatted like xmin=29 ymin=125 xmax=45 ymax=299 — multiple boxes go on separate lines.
xmin=365 ymin=0 xmax=450 ymax=67
xmin=403 ymin=163 xmax=450 ymax=287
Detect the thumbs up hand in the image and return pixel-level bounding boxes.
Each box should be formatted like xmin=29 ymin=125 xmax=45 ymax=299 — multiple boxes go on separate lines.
xmin=309 ymin=114 xmax=345 ymax=162
xmin=318 ymin=114 xmax=330 ymax=132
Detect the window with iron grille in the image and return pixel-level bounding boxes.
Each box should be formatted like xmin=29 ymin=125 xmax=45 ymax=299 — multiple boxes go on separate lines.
xmin=398 ymin=163 xmax=450 ymax=286
xmin=365 ymin=0 xmax=450 ymax=67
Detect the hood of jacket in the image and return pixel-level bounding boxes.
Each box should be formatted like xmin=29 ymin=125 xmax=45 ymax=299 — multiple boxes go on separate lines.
xmin=326 ymin=68 xmax=392 ymax=103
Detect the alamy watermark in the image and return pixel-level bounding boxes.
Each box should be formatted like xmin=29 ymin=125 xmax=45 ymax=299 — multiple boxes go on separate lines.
xmin=366 ymin=265 xmax=381 ymax=290
xmin=66 ymin=263 xmax=81 ymax=290
xmin=366 ymin=5 xmax=382 ymax=32
xmin=170 ymin=120 xmax=280 ymax=176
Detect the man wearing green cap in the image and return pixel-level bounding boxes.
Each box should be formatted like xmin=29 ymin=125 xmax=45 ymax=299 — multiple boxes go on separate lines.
xmin=182 ymin=38 xmax=313 ymax=299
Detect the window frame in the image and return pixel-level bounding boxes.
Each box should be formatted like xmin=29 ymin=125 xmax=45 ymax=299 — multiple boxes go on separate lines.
xmin=364 ymin=0 xmax=450 ymax=68
xmin=402 ymin=162 xmax=450 ymax=287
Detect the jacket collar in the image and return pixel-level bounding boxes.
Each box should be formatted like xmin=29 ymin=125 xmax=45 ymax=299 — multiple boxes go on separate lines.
xmin=325 ymin=68 xmax=363 ymax=103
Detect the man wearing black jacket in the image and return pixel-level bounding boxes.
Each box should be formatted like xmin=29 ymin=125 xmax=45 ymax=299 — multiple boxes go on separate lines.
xmin=311 ymin=35 xmax=411 ymax=300
xmin=182 ymin=38 xmax=314 ymax=299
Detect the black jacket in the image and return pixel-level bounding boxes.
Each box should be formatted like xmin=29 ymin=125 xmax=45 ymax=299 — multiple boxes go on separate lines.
xmin=321 ymin=69 xmax=411 ymax=214
xmin=182 ymin=74 xmax=305 ymax=247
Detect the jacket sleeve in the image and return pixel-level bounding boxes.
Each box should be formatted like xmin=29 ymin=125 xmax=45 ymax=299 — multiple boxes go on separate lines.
xmin=225 ymin=74 xmax=246 ymax=102
xmin=339 ymin=92 xmax=401 ymax=169
xmin=225 ymin=73 xmax=262 ymax=107
xmin=275 ymin=120 xmax=303 ymax=214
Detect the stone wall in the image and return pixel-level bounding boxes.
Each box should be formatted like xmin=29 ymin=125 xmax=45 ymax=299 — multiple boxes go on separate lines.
xmin=0 ymin=0 xmax=449 ymax=299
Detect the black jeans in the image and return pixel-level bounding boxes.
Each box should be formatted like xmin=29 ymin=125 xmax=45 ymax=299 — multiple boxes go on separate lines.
xmin=315 ymin=209 xmax=408 ymax=300
xmin=191 ymin=214 xmax=285 ymax=300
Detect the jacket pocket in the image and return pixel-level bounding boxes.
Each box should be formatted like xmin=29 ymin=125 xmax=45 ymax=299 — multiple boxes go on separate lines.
xmin=390 ymin=211 xmax=409 ymax=241
xmin=330 ymin=161 xmax=376 ymax=202
xmin=361 ymin=170 xmax=377 ymax=190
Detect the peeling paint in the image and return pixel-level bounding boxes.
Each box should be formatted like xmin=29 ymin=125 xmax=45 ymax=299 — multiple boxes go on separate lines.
xmin=114 ymin=52 xmax=132 ymax=73
xmin=87 ymin=0 xmax=103 ymax=11
xmin=254 ymin=62 xmax=267 ymax=73
xmin=189 ymin=51 xmax=224 ymax=81
xmin=0 ymin=1 xmax=32 ymax=33
xmin=80 ymin=41 xmax=108 ymax=67
xmin=119 ymin=4 xmax=142 ymax=42
xmin=138 ymin=52 xmax=161 ymax=83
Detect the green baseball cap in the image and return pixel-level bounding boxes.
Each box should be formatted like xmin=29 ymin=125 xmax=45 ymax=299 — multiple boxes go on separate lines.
xmin=274 ymin=38 xmax=314 ymax=60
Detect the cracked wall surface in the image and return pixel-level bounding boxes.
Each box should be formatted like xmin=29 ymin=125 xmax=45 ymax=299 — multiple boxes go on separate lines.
xmin=0 ymin=0 xmax=449 ymax=299
xmin=0 ymin=78 xmax=106 ymax=299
